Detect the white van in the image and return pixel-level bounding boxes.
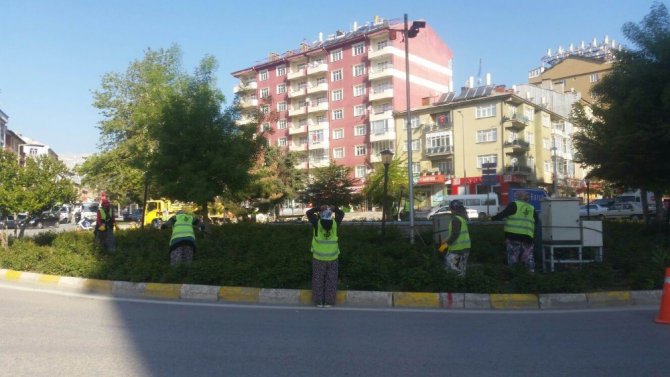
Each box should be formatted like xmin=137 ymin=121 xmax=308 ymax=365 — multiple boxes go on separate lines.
xmin=615 ymin=190 xmax=656 ymax=213
xmin=434 ymin=194 xmax=500 ymax=218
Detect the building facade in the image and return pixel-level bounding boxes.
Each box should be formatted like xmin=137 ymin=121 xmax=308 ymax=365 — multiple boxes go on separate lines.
xmin=528 ymin=36 xmax=619 ymax=105
xmin=231 ymin=16 xmax=453 ymax=190
xmin=0 ymin=109 xmax=7 ymax=151
xmin=395 ymin=84 xmax=581 ymax=208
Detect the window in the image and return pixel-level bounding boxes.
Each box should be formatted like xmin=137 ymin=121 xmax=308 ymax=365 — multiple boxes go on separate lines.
xmin=331 ymin=69 xmax=343 ymax=82
xmin=542 ymin=114 xmax=551 ymax=128
xmin=260 ymin=88 xmax=270 ymax=98
xmin=261 ymin=123 xmax=271 ymax=131
xmin=333 ymin=128 xmax=344 ymax=139
xmin=371 ymin=119 xmax=391 ymax=134
xmin=316 ymin=114 xmax=327 ymax=124
xmin=260 ymin=105 xmax=270 ymax=114
xmin=403 ymin=139 xmax=420 ymax=151
xmin=277 ymin=137 xmax=287 ymax=147
xmin=426 ymin=133 xmax=451 ymax=148
xmin=278 ymin=119 xmax=287 ymax=129
xmin=373 ymin=102 xmax=392 ymax=114
xmin=437 ymin=160 xmax=453 ymax=175
xmin=330 ymin=49 xmax=342 ymax=62
xmin=276 ymin=84 xmax=286 ymax=94
xmin=355 ymin=145 xmax=367 ymax=156
xmin=310 ymin=130 xmax=324 ymax=144
xmin=544 ymin=161 xmax=551 ymax=172
xmin=543 ymin=137 xmax=550 ymax=149
xmin=332 ymin=109 xmax=343 ymax=120
xmin=332 ymin=89 xmax=343 ymax=101
xmin=524 ymin=107 xmax=534 ymax=121
xmin=352 ymin=42 xmax=365 ymax=56
xmin=353 ymin=64 xmax=366 ymax=77
xmin=354 ymin=125 xmax=367 ymax=136
xmin=277 ymin=102 xmax=287 ymax=112
xmin=410 ymin=115 xmax=420 ymax=129
xmin=353 ymin=105 xmax=366 ymax=116
xmin=476 ymin=129 xmax=497 ymax=143
xmin=355 ymin=165 xmax=367 ymax=179
xmin=259 ymin=69 xmax=268 ymax=81
xmin=477 ymin=154 xmax=497 ymax=168
xmin=525 ymin=131 xmax=534 ymax=145
xmin=353 ymin=84 xmax=366 ymax=97
xmin=333 ymin=147 xmax=344 ymax=159
xmin=590 ymin=73 xmax=599 ymax=82
xmin=376 ymin=40 xmax=388 ymax=51
xmin=276 ymin=66 xmax=286 ymax=76
xmin=475 ymin=103 xmax=496 ymax=118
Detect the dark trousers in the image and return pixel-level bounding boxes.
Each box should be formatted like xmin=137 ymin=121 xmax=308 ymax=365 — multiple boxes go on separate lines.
xmin=312 ymin=258 xmax=338 ymax=305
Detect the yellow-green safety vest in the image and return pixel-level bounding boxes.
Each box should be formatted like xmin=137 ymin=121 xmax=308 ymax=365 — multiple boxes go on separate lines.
xmin=448 ymin=215 xmax=471 ymax=252
xmin=99 ymin=207 xmax=112 ymax=226
xmin=504 ymin=201 xmax=535 ymax=238
xmin=311 ymin=220 xmax=339 ymax=261
xmin=170 ymin=214 xmax=195 ymax=244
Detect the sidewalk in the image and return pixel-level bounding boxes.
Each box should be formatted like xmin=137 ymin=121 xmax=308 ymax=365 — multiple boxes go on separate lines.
xmin=0 ymin=268 xmax=661 ymax=310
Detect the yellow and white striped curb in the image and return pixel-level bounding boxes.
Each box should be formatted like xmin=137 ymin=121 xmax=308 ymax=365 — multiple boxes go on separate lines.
xmin=0 ymin=269 xmax=661 ymax=309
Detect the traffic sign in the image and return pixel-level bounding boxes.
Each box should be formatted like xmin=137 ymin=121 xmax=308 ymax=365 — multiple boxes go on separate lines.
xmin=481 ymin=162 xmax=497 ymax=186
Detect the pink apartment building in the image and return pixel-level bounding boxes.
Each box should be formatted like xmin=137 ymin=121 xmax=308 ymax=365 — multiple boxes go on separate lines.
xmin=231 ymin=16 xmax=453 ymax=190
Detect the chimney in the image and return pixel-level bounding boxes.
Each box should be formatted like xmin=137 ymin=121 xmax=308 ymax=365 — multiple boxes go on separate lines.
xmin=353 ymin=21 xmax=358 ymax=31
xmin=468 ymin=76 xmax=474 ymax=88
xmin=485 ymin=73 xmax=492 ymax=86
xmin=319 ymin=32 xmax=323 ymax=42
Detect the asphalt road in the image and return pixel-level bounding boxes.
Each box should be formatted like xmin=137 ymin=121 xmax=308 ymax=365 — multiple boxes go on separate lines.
xmin=1 ymin=283 xmax=668 ymax=377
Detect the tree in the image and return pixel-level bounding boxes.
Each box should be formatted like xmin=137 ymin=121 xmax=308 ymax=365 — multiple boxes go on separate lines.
xmin=571 ymin=2 xmax=670 ymax=223
xmin=0 ymin=150 xmax=77 ymax=241
xmin=302 ymin=162 xmax=358 ymax=207
xmin=149 ymin=56 xmax=264 ymax=217
xmin=246 ymin=147 xmax=307 ymax=214
xmin=362 ymin=158 xmax=409 ymax=220
xmin=82 ymin=45 xmax=185 ymax=204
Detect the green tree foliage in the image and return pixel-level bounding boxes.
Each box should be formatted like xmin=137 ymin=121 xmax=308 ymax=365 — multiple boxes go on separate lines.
xmin=362 ymin=158 xmax=409 ymax=218
xmin=0 ymin=150 xmax=21 ymax=217
xmin=303 ymin=162 xmax=357 ymax=207
xmin=246 ymin=147 xmax=307 ymax=213
xmin=82 ymin=45 xmax=185 ymax=203
xmin=150 ymin=56 xmax=264 ymax=215
xmin=572 ymin=2 xmax=670 ymax=221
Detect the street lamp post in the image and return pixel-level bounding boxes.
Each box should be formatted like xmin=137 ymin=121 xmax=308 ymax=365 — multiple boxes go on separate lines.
xmin=403 ymin=14 xmax=425 ymax=244
xmin=380 ymin=149 xmax=394 ymax=236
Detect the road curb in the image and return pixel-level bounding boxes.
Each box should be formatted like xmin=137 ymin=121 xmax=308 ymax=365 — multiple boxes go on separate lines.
xmin=0 ymin=269 xmax=661 ymax=310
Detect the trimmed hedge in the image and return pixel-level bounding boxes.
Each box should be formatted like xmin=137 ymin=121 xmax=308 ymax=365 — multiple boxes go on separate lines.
xmin=1 ymin=221 xmax=668 ymax=293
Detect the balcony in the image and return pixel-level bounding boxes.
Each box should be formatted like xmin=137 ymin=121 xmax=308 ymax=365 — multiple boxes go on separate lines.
xmin=239 ymin=98 xmax=258 ymax=108
xmin=307 ymin=82 xmax=329 ymax=94
xmin=504 ymin=139 xmax=530 ymax=154
xmin=424 ymin=122 xmax=452 ymax=134
xmin=368 ymin=67 xmax=394 ymax=81
xmin=369 ymin=88 xmax=393 ymax=101
xmin=288 ymin=124 xmax=307 ymax=135
xmin=307 ymin=63 xmax=328 ymax=75
xmin=233 ymin=81 xmax=257 ymax=93
xmin=369 ymin=110 xmax=393 ymax=121
xmin=289 ymin=143 xmax=308 ymax=152
xmin=287 ymin=69 xmax=306 ymax=80
xmin=504 ymin=165 xmax=532 ymax=175
xmin=504 ymin=114 xmax=530 ymax=131
xmin=370 ymin=129 xmax=396 ymax=142
xmin=237 ymin=114 xmax=255 ymax=125
xmin=309 ymin=139 xmax=330 ymax=150
xmin=424 ymin=145 xmax=454 ymax=158
xmin=288 ymin=106 xmax=307 ymax=117
xmin=288 ymin=88 xmax=307 ymax=98
xmin=308 ymin=122 xmax=329 ymax=132
xmin=296 ymin=161 xmax=308 ymax=169
xmin=367 ymin=46 xmax=393 ymax=60
xmin=309 ymin=159 xmax=330 ymax=168
xmin=307 ymin=102 xmax=329 ymax=114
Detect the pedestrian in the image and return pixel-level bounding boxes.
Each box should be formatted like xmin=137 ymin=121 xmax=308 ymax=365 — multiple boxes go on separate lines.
xmin=164 ymin=210 xmax=205 ymax=266
xmin=491 ymin=190 xmax=539 ymax=272
xmin=306 ymin=204 xmax=344 ymax=308
xmin=437 ymin=200 xmax=471 ymax=276
xmin=95 ymin=198 xmax=116 ymax=252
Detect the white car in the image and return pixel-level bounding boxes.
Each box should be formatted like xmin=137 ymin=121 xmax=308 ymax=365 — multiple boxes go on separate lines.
xmin=80 ymin=202 xmax=99 ymax=221
xmin=426 ymin=206 xmax=478 ymax=220
xmin=579 ymin=204 xmax=608 ymax=218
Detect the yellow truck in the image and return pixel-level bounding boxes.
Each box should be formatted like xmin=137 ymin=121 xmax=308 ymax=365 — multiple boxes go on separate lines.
xmin=143 ymin=199 xmax=197 ymax=228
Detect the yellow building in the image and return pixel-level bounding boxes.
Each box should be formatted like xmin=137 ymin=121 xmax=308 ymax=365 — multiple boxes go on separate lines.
xmin=395 ymin=85 xmax=579 ymax=208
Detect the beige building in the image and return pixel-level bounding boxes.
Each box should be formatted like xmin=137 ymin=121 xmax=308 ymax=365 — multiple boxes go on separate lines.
xmin=528 ymin=36 xmax=620 ymax=105
xmin=395 ymin=85 xmax=579 ymax=208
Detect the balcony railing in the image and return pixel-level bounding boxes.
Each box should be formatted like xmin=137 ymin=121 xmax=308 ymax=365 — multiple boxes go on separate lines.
xmin=424 ymin=145 xmax=454 ymax=157
xmin=504 ymin=139 xmax=530 ymax=153
xmin=288 ymin=125 xmax=307 ymax=135
xmin=287 ymin=68 xmax=306 ymax=80
xmin=307 ymin=102 xmax=329 ymax=113
xmin=288 ymin=107 xmax=307 ymax=117
xmin=307 ymin=63 xmax=328 ymax=75
xmin=504 ymin=114 xmax=530 ymax=130
xmin=369 ymin=88 xmax=393 ymax=101
xmin=239 ymin=98 xmax=258 ymax=108
xmin=233 ymin=81 xmax=257 ymax=93
xmin=309 ymin=140 xmax=330 ymax=150
xmin=289 ymin=144 xmax=308 ymax=152
xmin=288 ymin=88 xmax=307 ymax=98
xmin=307 ymin=82 xmax=328 ymax=94
xmin=367 ymin=46 xmax=393 ymax=60
xmin=424 ymin=122 xmax=452 ymax=133
xmin=369 ymin=129 xmax=396 ymax=142
xmin=504 ymin=165 xmax=532 ymax=174
xmin=368 ymin=67 xmax=393 ymax=81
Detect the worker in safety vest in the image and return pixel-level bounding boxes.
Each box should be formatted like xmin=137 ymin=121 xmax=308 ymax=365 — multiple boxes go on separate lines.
xmin=95 ymin=198 xmax=115 ymax=252
xmin=491 ymin=190 xmax=539 ymax=272
xmin=438 ymin=200 xmax=471 ymax=276
xmin=164 ymin=210 xmax=205 ymax=266
xmin=306 ymin=204 xmax=344 ymax=308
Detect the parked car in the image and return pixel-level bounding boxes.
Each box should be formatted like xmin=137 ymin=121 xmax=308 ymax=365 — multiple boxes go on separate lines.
xmin=80 ymin=202 xmax=99 ymax=221
xmin=579 ymin=204 xmax=608 ymax=218
xmin=603 ymin=202 xmax=644 ymax=221
xmin=426 ymin=205 xmax=479 ymax=220
xmin=57 ymin=204 xmax=74 ymax=223
xmin=25 ymin=211 xmax=60 ymax=229
xmin=592 ymin=198 xmax=615 ymax=209
xmin=123 ymin=209 xmax=142 ymax=222
xmin=0 ymin=215 xmax=18 ymax=229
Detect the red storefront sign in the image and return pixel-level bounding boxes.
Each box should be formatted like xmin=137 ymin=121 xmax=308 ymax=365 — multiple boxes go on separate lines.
xmin=417 ymin=174 xmax=446 ymax=185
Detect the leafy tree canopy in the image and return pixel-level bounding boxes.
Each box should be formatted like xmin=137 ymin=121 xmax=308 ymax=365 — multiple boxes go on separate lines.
xmin=303 ymin=162 xmax=357 ymax=207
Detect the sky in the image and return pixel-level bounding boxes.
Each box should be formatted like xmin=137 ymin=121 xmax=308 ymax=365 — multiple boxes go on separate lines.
xmin=0 ymin=0 xmax=660 ymax=156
